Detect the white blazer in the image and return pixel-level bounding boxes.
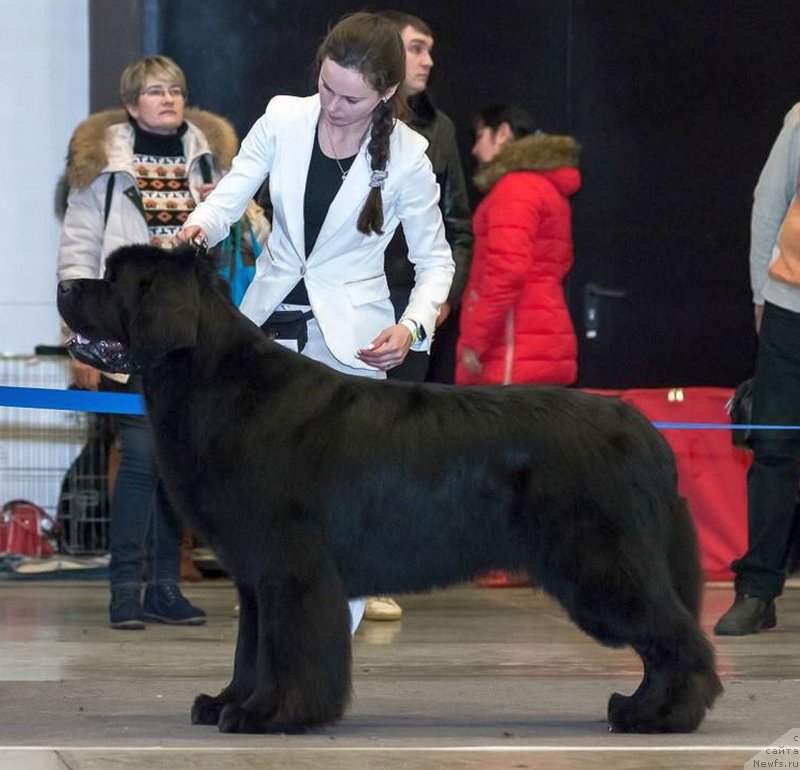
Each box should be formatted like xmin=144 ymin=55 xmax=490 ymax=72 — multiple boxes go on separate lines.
xmin=185 ymin=94 xmax=455 ymax=370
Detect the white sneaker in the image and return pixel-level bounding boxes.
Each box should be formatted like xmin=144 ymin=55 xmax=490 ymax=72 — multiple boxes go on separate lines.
xmin=364 ymin=596 xmax=403 ymax=621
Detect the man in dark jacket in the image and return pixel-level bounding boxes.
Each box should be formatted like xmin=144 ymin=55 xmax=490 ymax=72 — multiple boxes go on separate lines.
xmin=364 ymin=11 xmax=473 ymax=623
xmin=380 ymin=11 xmax=473 ymax=386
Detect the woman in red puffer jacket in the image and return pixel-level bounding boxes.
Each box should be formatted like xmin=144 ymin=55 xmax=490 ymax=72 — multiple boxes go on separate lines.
xmin=456 ymin=104 xmax=581 ymax=386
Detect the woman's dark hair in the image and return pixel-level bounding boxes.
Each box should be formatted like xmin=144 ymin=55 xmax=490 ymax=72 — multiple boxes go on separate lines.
xmin=317 ymin=12 xmax=406 ymax=235
xmin=473 ymin=104 xmax=537 ymax=140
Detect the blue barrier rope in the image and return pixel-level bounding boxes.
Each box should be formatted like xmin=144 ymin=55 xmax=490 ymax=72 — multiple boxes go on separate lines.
xmin=1 ymin=385 xmax=800 ymax=430
xmin=0 ymin=386 xmax=144 ymax=415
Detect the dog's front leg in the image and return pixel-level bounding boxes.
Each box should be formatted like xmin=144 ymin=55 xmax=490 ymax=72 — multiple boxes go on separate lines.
xmin=217 ymin=529 xmax=352 ymax=733
xmin=191 ymin=582 xmax=258 ymax=725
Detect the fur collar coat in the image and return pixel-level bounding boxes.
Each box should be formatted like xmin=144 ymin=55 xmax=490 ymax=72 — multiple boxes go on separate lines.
xmin=57 ymin=107 xmax=238 ymax=283
xmin=65 ymin=107 xmax=238 ymax=190
xmin=457 ymin=133 xmax=582 ymax=386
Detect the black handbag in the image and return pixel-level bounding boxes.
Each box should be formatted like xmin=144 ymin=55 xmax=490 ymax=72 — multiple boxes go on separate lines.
xmin=260 ymin=310 xmax=314 ymax=353
xmin=727 ymin=378 xmax=754 ymax=449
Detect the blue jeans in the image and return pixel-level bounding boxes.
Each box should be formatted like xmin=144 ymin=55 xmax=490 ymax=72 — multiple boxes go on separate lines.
xmin=733 ymin=302 xmax=800 ymax=599
xmin=108 ymin=414 xmax=181 ymax=588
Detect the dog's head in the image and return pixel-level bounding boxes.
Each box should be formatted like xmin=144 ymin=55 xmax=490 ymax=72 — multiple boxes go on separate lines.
xmin=58 ymin=244 xmax=217 ymax=370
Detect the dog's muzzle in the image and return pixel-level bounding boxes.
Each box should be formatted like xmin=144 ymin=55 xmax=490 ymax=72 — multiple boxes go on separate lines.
xmin=57 ymin=281 xmax=140 ymax=375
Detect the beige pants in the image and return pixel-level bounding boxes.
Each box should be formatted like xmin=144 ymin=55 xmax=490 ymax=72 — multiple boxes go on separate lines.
xmin=278 ymin=303 xmax=385 ymax=379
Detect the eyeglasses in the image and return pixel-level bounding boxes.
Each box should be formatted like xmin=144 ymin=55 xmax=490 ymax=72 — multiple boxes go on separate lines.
xmin=140 ymin=85 xmax=185 ymax=99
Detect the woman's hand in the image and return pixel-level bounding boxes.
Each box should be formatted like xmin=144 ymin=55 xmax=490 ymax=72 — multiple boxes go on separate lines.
xmin=71 ymin=359 xmax=101 ymax=391
xmin=460 ymin=347 xmax=483 ymax=375
xmin=174 ymin=225 xmax=208 ymax=249
xmin=356 ymin=324 xmax=413 ymax=371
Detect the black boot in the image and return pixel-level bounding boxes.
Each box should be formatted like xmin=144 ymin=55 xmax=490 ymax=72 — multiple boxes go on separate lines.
xmin=109 ymin=584 xmax=145 ymax=630
xmin=714 ymin=593 xmax=776 ymax=636
xmin=143 ymin=582 xmax=206 ymax=625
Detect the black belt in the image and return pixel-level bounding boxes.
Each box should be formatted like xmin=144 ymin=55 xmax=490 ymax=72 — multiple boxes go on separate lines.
xmin=260 ymin=309 xmax=314 ymax=352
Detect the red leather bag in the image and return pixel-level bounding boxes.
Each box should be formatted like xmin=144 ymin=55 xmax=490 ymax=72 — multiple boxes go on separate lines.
xmin=0 ymin=500 xmax=57 ymax=558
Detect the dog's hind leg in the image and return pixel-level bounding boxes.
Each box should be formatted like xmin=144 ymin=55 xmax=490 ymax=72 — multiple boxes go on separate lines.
xmin=192 ymin=582 xmax=258 ymax=725
xmin=603 ymin=497 xmax=723 ymax=733
xmin=606 ymin=617 xmax=723 ymax=733
xmin=538 ymin=520 xmax=721 ymax=733
xmin=218 ymin=527 xmax=352 ymax=734
xmin=568 ymin=581 xmax=721 ymax=732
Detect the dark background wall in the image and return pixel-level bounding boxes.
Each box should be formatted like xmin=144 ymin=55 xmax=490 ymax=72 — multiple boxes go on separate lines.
xmin=90 ymin=0 xmax=800 ymax=388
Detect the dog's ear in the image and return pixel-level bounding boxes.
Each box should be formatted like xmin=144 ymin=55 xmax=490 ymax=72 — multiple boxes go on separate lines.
xmin=127 ymin=262 xmax=200 ymax=365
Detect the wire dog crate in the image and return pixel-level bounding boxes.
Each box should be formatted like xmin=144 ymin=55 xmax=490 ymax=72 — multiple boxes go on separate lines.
xmin=0 ymin=353 xmax=110 ymax=555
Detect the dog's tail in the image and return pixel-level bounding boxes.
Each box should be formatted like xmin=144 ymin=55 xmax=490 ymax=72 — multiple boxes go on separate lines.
xmin=668 ymin=495 xmax=704 ymax=620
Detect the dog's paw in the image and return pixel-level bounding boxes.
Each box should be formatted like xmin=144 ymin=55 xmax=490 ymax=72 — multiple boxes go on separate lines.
xmin=608 ymin=690 xmax=689 ymax=734
xmin=607 ymin=691 xmax=646 ymax=733
xmin=218 ymin=703 xmax=270 ymax=734
xmin=217 ymin=703 xmax=306 ymax=734
xmin=609 ymin=675 xmax=715 ymax=734
xmin=608 ymin=690 xmax=677 ymax=733
xmin=191 ymin=693 xmax=225 ymax=725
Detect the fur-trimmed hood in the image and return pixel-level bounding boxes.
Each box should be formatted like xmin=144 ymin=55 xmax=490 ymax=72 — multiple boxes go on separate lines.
xmin=474 ymin=134 xmax=580 ymax=194
xmin=65 ymin=107 xmax=239 ymax=190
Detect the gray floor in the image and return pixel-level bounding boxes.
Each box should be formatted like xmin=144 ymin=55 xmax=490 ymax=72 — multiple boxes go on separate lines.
xmin=0 ymin=580 xmax=798 ymax=769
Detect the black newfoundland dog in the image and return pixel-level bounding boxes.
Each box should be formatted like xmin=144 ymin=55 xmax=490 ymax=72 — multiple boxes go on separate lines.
xmin=57 ymin=244 xmax=722 ymax=734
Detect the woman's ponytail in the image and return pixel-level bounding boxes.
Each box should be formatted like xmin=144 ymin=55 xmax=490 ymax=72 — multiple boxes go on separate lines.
xmin=357 ymin=99 xmax=395 ymax=235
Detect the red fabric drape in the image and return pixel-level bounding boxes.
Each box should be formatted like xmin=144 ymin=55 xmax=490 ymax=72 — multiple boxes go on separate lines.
xmin=588 ymin=388 xmax=749 ymax=581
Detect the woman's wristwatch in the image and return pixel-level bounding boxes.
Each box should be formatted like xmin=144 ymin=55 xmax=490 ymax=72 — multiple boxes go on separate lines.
xmin=399 ymin=318 xmax=426 ymax=344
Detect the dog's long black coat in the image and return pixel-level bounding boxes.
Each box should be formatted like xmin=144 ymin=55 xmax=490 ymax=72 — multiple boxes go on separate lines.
xmin=58 ymin=245 xmax=722 ymax=734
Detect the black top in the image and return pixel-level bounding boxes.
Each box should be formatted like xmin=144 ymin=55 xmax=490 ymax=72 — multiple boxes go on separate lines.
xmin=131 ymin=119 xmax=187 ymax=155
xmin=283 ymin=134 xmax=355 ymax=305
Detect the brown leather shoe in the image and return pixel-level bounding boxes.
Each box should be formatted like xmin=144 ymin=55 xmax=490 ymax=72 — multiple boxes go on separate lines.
xmin=180 ymin=533 xmax=203 ymax=582
xmin=713 ymin=593 xmax=776 ymax=636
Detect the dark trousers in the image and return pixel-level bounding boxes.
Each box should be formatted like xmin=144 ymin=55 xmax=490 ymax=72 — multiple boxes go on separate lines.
xmin=733 ymin=302 xmax=800 ymax=598
xmin=426 ymin=308 xmax=460 ymax=385
xmin=107 ymin=414 xmax=181 ymax=588
xmin=388 ymin=291 xmax=429 ymax=383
